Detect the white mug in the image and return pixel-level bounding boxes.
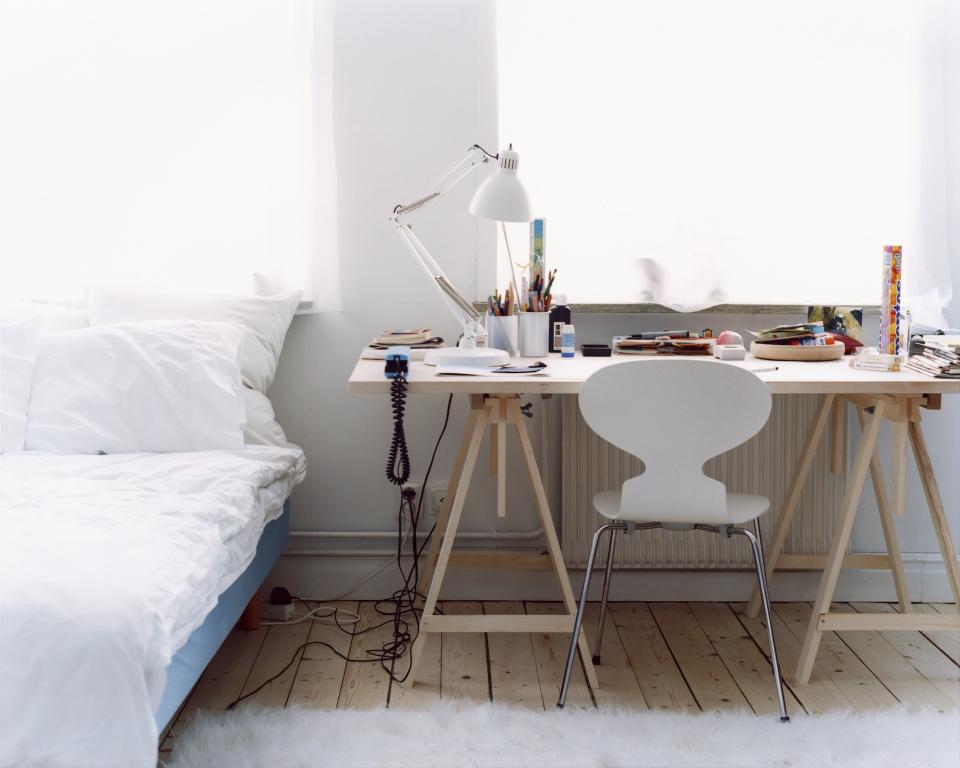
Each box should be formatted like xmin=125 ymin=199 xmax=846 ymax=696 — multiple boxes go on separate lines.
xmin=518 ymin=311 xmax=549 ymax=357
xmin=485 ymin=313 xmax=519 ymax=358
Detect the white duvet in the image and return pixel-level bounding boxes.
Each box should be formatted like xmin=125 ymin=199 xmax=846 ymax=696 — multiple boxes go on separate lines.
xmin=0 ymin=446 xmax=305 ymax=768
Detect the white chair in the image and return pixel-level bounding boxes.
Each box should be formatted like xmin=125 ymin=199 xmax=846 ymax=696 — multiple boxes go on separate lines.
xmin=558 ymin=359 xmax=789 ymax=721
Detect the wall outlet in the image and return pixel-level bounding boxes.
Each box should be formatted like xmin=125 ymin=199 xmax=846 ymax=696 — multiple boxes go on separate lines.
xmin=401 ymin=481 xmax=422 ymax=504
xmin=426 ymin=483 xmax=447 ymax=518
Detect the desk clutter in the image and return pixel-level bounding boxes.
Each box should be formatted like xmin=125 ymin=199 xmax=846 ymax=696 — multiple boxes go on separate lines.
xmin=907 ymin=336 xmax=960 ymax=379
xmin=370 ymin=328 xmax=444 ymax=348
xmin=363 ymin=329 xmax=445 ymax=360
xmin=612 ymin=330 xmax=715 ymax=356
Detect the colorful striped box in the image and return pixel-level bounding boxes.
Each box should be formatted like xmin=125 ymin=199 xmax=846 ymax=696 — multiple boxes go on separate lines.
xmin=878 ymin=245 xmax=902 ymax=355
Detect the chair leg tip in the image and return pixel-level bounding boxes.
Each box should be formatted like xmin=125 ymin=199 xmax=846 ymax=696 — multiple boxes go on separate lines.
xmin=592 ymin=654 xmax=602 ymax=665
xmin=779 ymin=716 xmax=790 ymax=723
xmin=556 ymin=703 xmax=564 ymax=710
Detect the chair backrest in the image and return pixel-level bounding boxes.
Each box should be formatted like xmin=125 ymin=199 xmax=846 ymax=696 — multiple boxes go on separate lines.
xmin=579 ymin=359 xmax=771 ymax=524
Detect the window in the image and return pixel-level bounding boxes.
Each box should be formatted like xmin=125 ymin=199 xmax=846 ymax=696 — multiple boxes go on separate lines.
xmin=0 ymin=0 xmax=339 ymax=309
xmin=497 ymin=0 xmax=954 ymax=320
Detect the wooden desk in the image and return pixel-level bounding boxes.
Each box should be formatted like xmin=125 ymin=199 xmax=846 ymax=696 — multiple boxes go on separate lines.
xmin=349 ymin=353 xmax=960 ymax=688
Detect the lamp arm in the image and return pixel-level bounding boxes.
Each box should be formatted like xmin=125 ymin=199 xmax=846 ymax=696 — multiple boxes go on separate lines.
xmin=389 ymin=144 xmax=496 ymax=346
xmin=392 ymin=219 xmax=484 ymax=346
xmin=392 ymin=144 xmax=494 ymax=216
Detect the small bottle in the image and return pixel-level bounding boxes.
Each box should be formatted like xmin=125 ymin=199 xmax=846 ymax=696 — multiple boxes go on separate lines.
xmin=560 ymin=323 xmax=576 ymax=358
xmin=549 ymin=294 xmax=571 ymax=353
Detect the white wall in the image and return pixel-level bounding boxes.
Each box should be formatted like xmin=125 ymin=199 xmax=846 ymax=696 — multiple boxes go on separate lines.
xmin=267 ymin=0 xmax=959 ymax=601
xmin=269 ymin=0 xmax=547 ymax=550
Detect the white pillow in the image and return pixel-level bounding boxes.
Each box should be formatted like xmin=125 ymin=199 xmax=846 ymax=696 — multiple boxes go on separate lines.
xmin=25 ymin=321 xmax=246 ymax=454
xmin=0 ymin=314 xmax=42 ymax=453
xmin=242 ymin=388 xmax=289 ymax=447
xmin=85 ymin=284 xmax=300 ymax=393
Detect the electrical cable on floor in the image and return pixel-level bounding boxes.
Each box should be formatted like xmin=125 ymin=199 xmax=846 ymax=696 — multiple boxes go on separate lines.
xmin=260 ymin=603 xmax=360 ymax=628
xmin=224 ymin=394 xmax=454 ymax=710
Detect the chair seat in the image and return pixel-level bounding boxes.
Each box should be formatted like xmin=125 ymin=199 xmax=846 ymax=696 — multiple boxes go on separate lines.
xmin=592 ymin=488 xmax=770 ymax=525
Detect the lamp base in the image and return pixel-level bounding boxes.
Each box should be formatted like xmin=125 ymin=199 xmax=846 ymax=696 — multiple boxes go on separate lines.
xmin=423 ymin=346 xmax=510 ymax=367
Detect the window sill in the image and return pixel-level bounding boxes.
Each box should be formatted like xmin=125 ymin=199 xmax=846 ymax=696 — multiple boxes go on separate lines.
xmin=473 ymin=302 xmax=879 ymax=315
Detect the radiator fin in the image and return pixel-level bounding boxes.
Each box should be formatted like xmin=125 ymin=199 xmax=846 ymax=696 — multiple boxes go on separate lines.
xmin=561 ymin=394 xmax=843 ymax=568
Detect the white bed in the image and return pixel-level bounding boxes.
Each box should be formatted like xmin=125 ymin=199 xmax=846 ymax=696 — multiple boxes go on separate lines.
xmin=0 ymin=446 xmax=305 ymax=768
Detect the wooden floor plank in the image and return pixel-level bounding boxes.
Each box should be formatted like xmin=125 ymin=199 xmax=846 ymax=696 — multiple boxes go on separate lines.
xmin=851 ymin=603 xmax=960 ymax=708
xmin=337 ymin=602 xmax=395 ymax=710
xmin=609 ymin=603 xmax=698 ymax=713
xmin=773 ymin=602 xmax=898 ymax=711
xmin=918 ymin=603 xmax=960 ymax=665
xmin=583 ymin=602 xmax=648 ymax=711
xmin=484 ymin=601 xmax=544 ymax=709
xmin=441 ymin=602 xmax=489 ymax=702
xmin=833 ymin=603 xmax=955 ymax=712
xmin=236 ymin=622 xmax=311 ymax=708
xmin=730 ymin=603 xmax=851 ymax=714
xmin=649 ymin=602 xmax=750 ymax=712
xmin=388 ymin=602 xmax=442 ymax=710
xmin=164 ymin=599 xmax=959 ymax=754
xmin=161 ymin=626 xmax=267 ymax=751
xmin=527 ymin=602 xmax=593 ymax=709
xmin=690 ymin=602 xmax=800 ymax=716
xmin=287 ymin=601 xmax=358 ymax=710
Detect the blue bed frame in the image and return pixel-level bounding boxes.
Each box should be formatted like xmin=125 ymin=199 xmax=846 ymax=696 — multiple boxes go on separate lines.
xmin=154 ymin=501 xmax=290 ymax=732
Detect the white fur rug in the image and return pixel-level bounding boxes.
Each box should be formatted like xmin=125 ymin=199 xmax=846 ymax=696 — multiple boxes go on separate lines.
xmin=165 ymin=702 xmax=960 ymax=768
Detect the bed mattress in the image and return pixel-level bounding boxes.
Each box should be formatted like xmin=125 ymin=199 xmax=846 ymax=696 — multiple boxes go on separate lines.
xmin=0 ymin=446 xmax=305 ymax=768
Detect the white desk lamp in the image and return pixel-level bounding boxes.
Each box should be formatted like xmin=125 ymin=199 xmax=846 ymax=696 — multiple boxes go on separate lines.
xmin=390 ymin=143 xmax=531 ymax=366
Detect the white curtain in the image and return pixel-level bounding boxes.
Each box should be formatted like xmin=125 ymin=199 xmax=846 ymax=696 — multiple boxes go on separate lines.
xmin=497 ymin=0 xmax=955 ymax=323
xmin=0 ymin=0 xmax=340 ymax=310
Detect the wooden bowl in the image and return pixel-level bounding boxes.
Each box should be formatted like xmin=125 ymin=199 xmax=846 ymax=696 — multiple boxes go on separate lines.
xmin=750 ymin=340 xmax=845 ymax=362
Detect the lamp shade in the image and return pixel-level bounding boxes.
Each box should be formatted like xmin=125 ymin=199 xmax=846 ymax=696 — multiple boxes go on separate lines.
xmin=468 ymin=145 xmax=531 ymax=222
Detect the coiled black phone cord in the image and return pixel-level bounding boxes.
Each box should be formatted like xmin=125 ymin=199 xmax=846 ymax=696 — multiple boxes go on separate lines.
xmin=385 ymin=374 xmax=411 ymax=485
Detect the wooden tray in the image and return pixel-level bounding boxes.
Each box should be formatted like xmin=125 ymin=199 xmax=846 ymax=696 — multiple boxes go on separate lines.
xmin=750 ymin=340 xmax=845 ymax=362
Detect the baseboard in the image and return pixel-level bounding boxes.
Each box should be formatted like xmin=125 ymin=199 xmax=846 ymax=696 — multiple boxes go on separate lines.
xmin=267 ymin=552 xmax=957 ymax=603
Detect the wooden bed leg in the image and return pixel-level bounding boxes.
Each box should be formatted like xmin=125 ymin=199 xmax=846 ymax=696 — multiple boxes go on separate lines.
xmin=238 ymin=588 xmax=261 ymax=631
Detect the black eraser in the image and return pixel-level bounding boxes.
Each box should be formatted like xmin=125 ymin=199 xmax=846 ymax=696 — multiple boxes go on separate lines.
xmin=581 ymin=344 xmax=612 ymax=357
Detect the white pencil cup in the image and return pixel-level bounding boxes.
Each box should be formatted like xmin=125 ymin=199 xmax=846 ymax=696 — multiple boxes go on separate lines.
xmin=518 ymin=311 xmax=549 ymax=357
xmin=485 ymin=313 xmax=519 ymax=358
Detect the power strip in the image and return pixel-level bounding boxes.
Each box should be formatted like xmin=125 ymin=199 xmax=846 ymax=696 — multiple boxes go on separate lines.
xmin=261 ymin=602 xmax=295 ymax=621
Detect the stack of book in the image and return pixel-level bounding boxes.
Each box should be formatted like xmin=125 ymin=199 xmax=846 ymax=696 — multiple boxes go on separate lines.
xmin=906 ymin=337 xmax=960 ymax=379
xmin=749 ymin=322 xmax=827 ymax=347
xmin=369 ymin=329 xmax=443 ymax=350
xmin=374 ymin=328 xmax=432 ymax=344
xmin=613 ymin=335 xmax=714 ymax=355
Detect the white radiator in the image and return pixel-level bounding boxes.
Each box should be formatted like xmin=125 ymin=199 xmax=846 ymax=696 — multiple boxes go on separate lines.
xmin=561 ymin=394 xmax=843 ymax=568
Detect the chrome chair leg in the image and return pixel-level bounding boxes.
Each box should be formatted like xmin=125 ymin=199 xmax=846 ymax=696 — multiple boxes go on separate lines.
xmin=558 ymin=522 xmax=620 ymax=708
xmin=593 ymin=528 xmax=618 ymax=665
xmin=752 ymin=516 xmax=766 ymax=563
xmin=733 ymin=526 xmax=790 ymax=722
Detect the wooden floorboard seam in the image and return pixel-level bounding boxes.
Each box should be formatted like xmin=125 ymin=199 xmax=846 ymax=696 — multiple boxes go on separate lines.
xmin=725 ymin=601 xmax=811 ymax=717
xmin=812 ymin=602 xmax=906 ymax=709
xmin=645 ymin=602 xmax=706 ymax=712
xmin=686 ymin=603 xmax=768 ymax=716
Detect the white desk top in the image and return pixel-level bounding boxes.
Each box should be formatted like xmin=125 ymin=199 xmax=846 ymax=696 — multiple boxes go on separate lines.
xmin=348 ymin=352 xmax=960 ymax=396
